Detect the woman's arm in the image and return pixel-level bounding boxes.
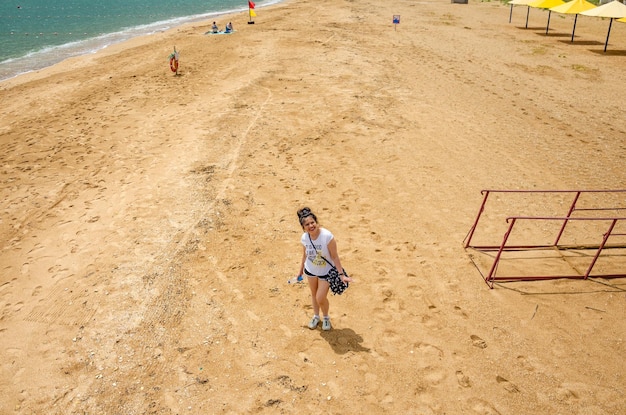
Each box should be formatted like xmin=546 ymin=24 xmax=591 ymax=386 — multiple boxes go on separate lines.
xmin=328 ymin=238 xmax=353 ymax=283
xmin=298 ymin=245 xmax=306 ymax=276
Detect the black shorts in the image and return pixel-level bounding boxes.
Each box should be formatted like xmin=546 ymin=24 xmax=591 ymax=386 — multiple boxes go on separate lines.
xmin=304 ymin=268 xmax=328 ymax=280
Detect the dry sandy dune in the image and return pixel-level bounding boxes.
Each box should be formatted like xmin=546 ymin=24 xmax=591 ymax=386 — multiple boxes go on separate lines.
xmin=1 ymin=0 xmax=625 ymax=413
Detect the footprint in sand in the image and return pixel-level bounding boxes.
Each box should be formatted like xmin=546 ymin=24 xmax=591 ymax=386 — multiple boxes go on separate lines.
xmin=32 ymin=285 xmax=42 ymax=296
xmin=413 ymin=341 xmax=444 ymax=359
xmin=231 ymin=288 xmax=244 ymax=301
xmin=279 ymin=324 xmax=292 ymax=338
xmin=467 ymin=397 xmax=502 ymax=415
xmin=471 ymin=334 xmax=487 ymax=349
xmin=246 ymin=310 xmax=260 ymax=321
xmin=454 ymin=305 xmax=469 ymax=319
xmin=422 ymin=365 xmax=447 ymax=385
xmin=456 ymin=370 xmax=471 ymax=388
xmin=516 ymin=355 xmax=535 ymax=372
xmin=496 ymin=375 xmax=520 ymax=393
xmin=423 ymin=296 xmax=437 ymax=310
xmin=420 ymin=314 xmax=442 ymax=329
xmin=556 ymin=386 xmax=579 ymax=402
xmin=48 ymin=265 xmax=66 ymax=274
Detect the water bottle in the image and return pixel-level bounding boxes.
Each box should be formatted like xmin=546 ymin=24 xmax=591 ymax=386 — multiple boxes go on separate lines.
xmin=288 ymin=275 xmax=304 ymax=284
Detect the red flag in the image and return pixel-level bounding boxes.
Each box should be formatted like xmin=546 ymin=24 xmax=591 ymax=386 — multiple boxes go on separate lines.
xmin=248 ymin=1 xmax=255 ymax=9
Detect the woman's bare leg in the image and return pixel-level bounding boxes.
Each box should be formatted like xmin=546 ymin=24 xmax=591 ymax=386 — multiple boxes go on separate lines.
xmin=308 ymin=276 xmax=320 ymax=316
xmin=316 ymin=280 xmax=330 ymax=317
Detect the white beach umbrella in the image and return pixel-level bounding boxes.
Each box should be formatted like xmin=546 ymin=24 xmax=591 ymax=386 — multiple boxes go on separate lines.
xmin=581 ymin=0 xmax=626 ymax=51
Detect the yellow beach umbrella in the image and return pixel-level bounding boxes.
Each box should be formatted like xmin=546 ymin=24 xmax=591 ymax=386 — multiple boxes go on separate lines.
xmin=529 ymin=0 xmax=565 ymax=8
xmin=581 ymin=0 xmax=626 ymax=52
xmin=550 ymin=0 xmax=597 ymax=42
xmin=508 ymin=0 xmax=538 ymax=27
xmin=529 ymin=0 xmax=565 ymax=34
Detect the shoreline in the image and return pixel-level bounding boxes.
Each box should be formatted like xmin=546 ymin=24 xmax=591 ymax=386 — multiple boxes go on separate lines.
xmin=0 ymin=0 xmax=283 ymax=83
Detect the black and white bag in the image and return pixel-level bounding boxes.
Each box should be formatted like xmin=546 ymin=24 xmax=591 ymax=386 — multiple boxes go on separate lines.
xmin=327 ymin=267 xmax=349 ymax=295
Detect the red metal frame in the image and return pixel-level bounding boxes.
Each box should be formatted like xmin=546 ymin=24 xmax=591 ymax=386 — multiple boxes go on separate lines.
xmin=464 ymin=190 xmax=626 ymax=288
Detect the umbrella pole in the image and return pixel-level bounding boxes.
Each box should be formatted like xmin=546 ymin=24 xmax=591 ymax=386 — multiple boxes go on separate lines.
xmin=545 ymin=10 xmax=552 ymax=35
xmin=571 ymin=15 xmax=578 ymax=43
xmin=603 ymin=18 xmax=613 ymax=53
xmin=509 ymin=4 xmax=513 ymax=24
xmin=525 ymin=6 xmax=530 ymax=29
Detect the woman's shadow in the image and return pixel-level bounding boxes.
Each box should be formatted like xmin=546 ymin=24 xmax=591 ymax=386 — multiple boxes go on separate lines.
xmin=320 ymin=327 xmax=370 ymax=354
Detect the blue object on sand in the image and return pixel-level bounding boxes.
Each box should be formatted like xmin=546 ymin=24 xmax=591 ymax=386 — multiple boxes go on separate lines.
xmin=205 ymin=30 xmax=236 ymax=35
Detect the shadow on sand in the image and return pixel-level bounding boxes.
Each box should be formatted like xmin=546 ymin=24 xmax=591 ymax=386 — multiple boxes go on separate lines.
xmin=320 ymin=327 xmax=370 ymax=355
xmin=557 ymin=39 xmax=604 ymax=46
xmin=588 ymin=49 xmax=626 ymax=56
xmin=533 ymin=31 xmax=572 ymax=38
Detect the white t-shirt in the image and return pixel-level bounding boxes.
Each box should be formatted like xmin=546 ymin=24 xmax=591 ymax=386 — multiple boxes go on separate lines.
xmin=301 ymin=228 xmax=335 ymax=276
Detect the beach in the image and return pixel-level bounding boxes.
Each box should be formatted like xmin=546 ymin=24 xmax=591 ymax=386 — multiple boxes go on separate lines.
xmin=0 ymin=0 xmax=282 ymax=82
xmin=1 ymin=0 xmax=625 ymax=413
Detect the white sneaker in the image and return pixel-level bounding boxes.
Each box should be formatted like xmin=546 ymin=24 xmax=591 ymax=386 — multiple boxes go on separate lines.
xmin=322 ymin=318 xmax=331 ymax=331
xmin=308 ymin=316 xmax=320 ymax=329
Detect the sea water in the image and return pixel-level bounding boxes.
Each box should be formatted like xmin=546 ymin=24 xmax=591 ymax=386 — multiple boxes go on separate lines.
xmin=0 ymin=0 xmax=278 ymax=81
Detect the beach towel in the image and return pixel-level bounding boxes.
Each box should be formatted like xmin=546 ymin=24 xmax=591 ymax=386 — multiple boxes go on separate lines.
xmin=204 ymin=30 xmax=236 ymax=35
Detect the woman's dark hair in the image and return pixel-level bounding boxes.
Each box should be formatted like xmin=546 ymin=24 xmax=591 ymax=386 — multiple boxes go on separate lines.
xmin=297 ymin=207 xmax=317 ymax=226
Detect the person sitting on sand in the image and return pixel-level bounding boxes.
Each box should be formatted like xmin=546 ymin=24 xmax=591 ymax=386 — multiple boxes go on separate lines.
xmin=225 ymin=22 xmax=233 ymax=33
xmin=211 ymin=21 xmax=219 ymax=33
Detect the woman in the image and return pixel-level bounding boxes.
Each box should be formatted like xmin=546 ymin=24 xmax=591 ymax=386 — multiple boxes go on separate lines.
xmin=296 ymin=207 xmax=352 ymax=331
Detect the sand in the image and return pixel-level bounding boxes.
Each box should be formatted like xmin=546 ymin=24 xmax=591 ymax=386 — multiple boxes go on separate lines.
xmin=1 ymin=0 xmax=625 ymax=413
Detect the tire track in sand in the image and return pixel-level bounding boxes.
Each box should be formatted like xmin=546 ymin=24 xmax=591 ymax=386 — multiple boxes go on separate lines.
xmin=70 ymin=84 xmax=274 ymax=414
